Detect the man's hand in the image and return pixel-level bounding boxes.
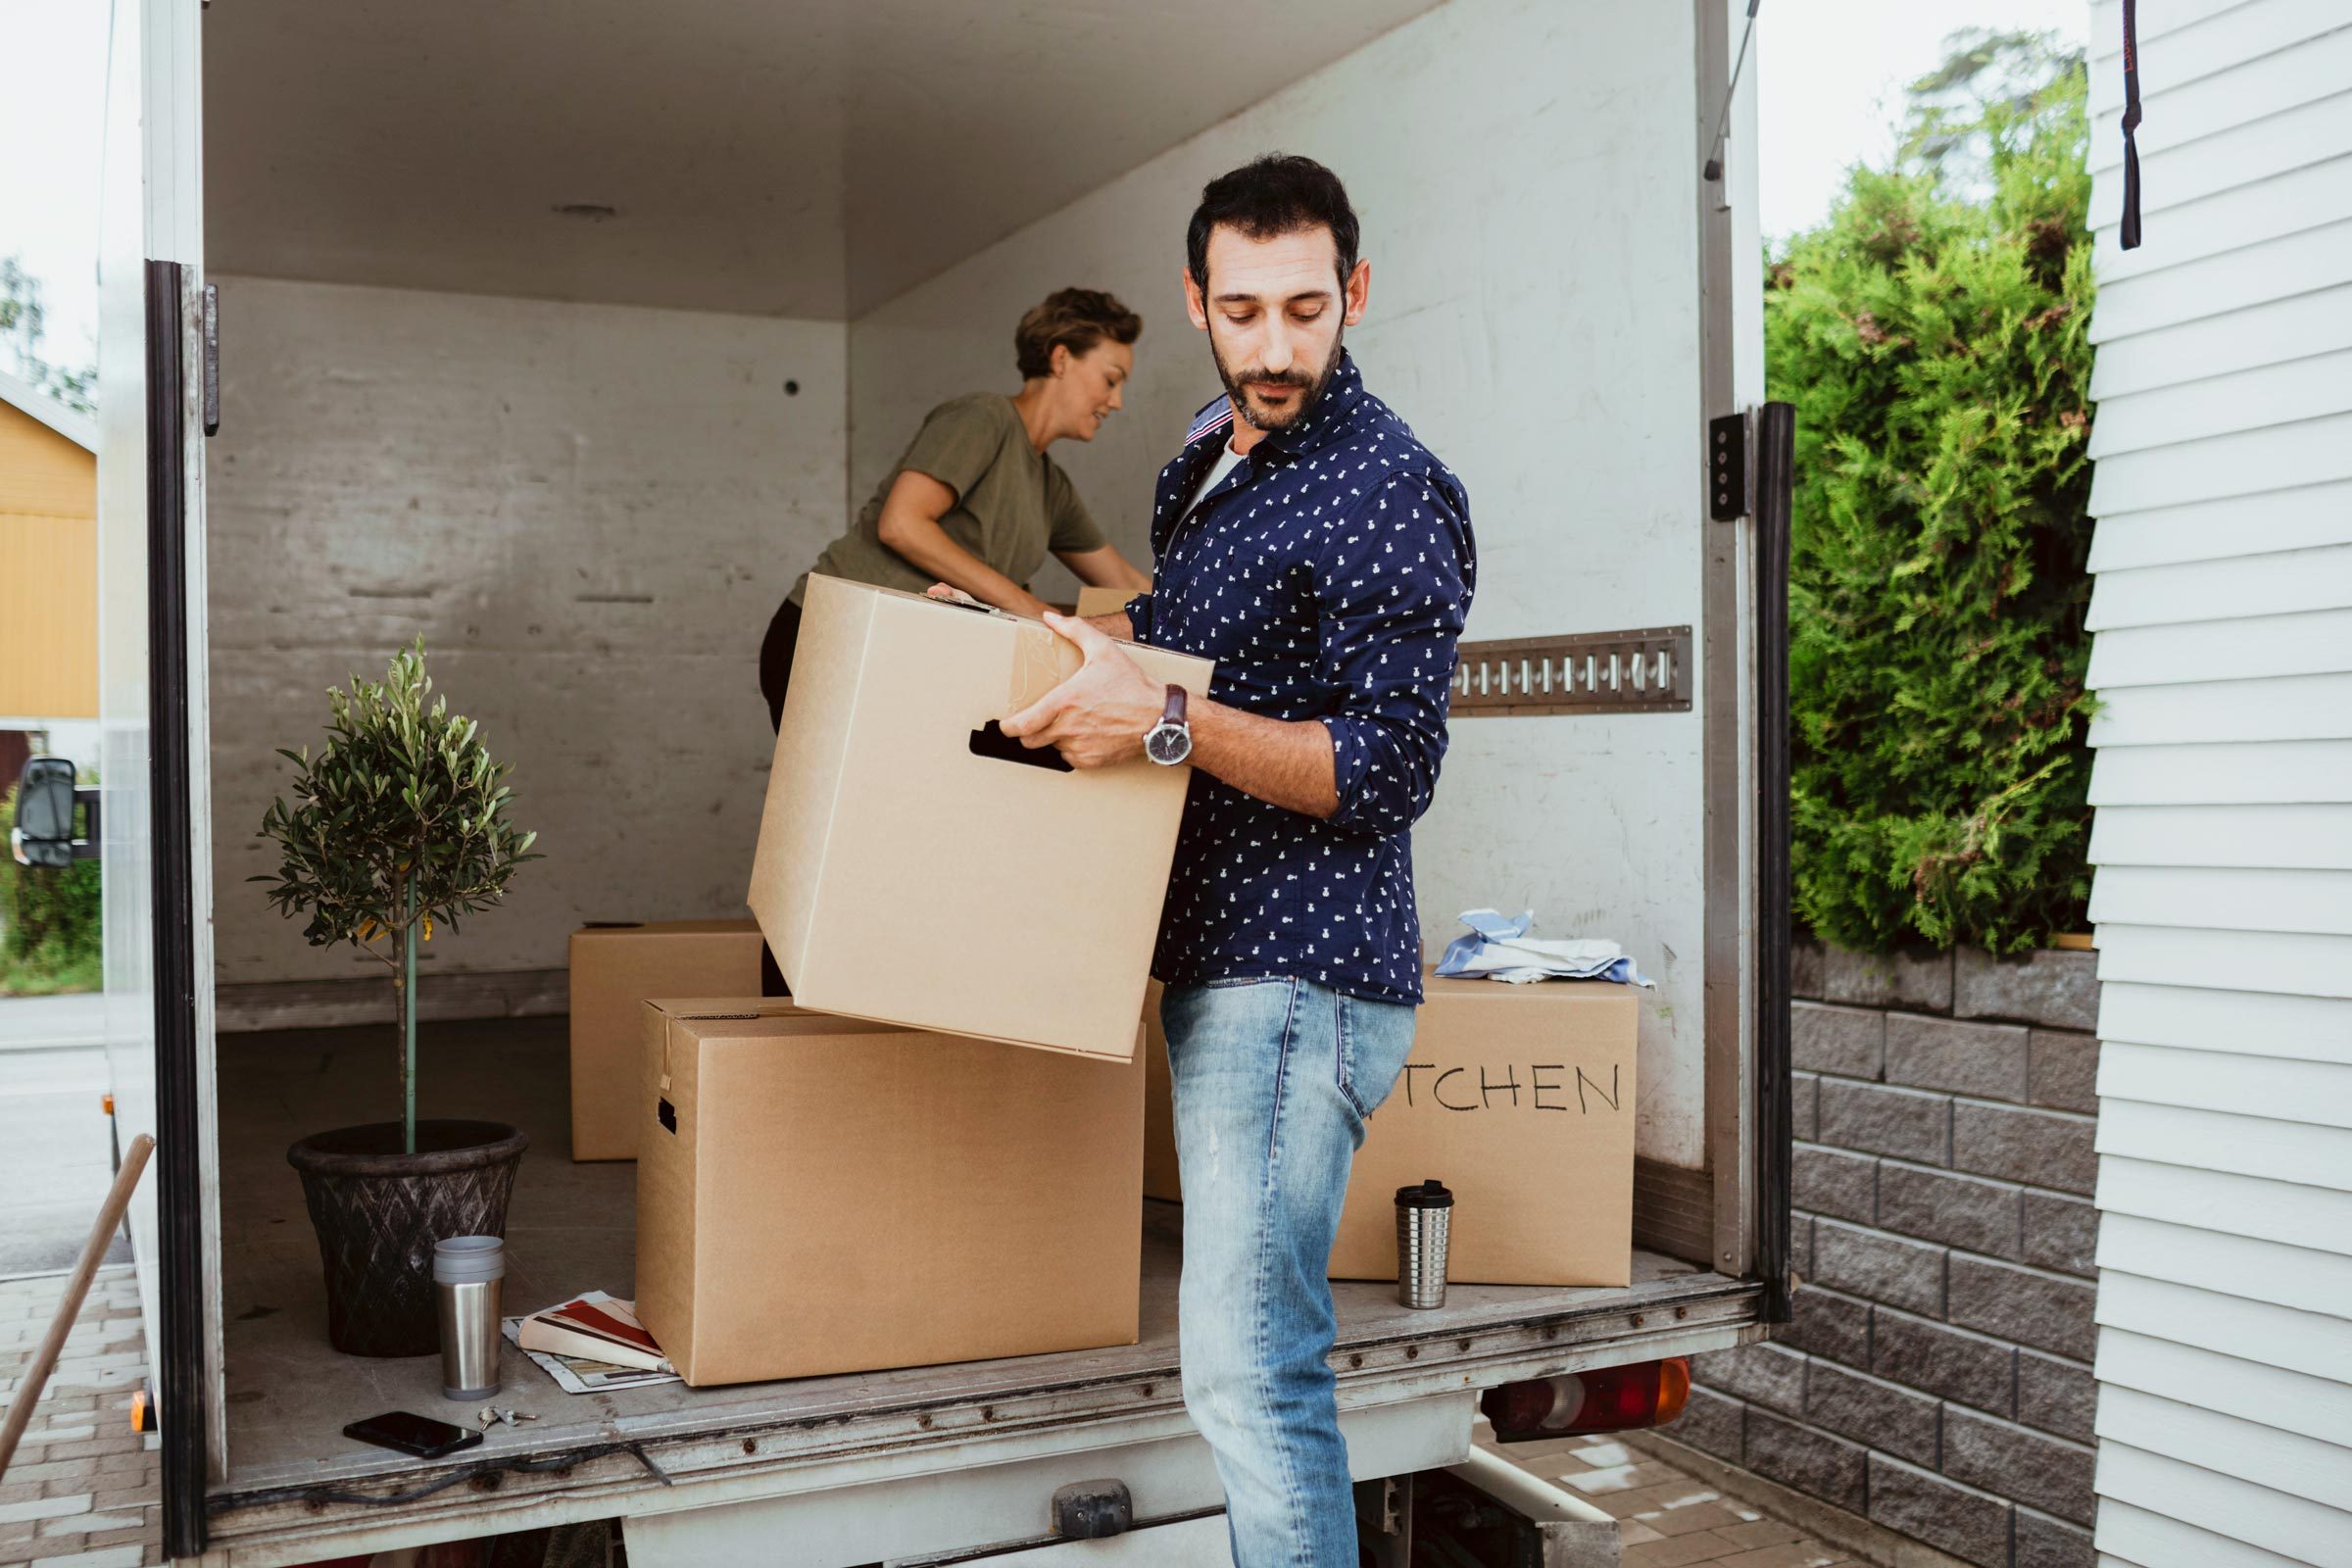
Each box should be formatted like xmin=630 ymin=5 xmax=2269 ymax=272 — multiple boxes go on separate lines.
xmin=1000 ymin=612 xmax=1163 ymax=769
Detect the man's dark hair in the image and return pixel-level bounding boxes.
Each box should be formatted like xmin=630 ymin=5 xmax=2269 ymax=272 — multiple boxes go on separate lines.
xmin=1186 ymin=155 xmax=1360 ymax=293
xmin=1013 ymin=287 xmax=1142 ymax=379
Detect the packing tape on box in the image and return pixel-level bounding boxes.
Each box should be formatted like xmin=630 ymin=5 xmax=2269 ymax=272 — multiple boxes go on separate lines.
xmin=1009 ymin=624 xmax=1084 ymax=711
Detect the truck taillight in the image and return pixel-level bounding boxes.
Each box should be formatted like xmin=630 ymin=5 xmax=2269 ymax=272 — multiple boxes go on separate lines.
xmin=1481 ymin=1357 xmax=1692 ymax=1440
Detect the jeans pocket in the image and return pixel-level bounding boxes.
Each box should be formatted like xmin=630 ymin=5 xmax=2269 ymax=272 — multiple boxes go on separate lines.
xmin=1337 ymin=996 xmax=1418 ymax=1122
xmin=1335 ymin=994 xmax=1372 ymax=1121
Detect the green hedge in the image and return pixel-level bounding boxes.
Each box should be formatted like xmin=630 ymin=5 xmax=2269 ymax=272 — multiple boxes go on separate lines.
xmin=1770 ymin=62 xmax=2097 ymax=955
xmin=0 ymin=783 xmax=104 ymax=995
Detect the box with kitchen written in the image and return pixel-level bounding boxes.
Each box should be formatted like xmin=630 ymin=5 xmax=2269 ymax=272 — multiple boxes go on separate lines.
xmin=567 ymin=920 xmax=764 ymax=1160
xmin=634 ymin=997 xmax=1145 ymax=1386
xmin=751 ymin=574 xmax=1211 ymax=1061
xmin=1328 ymin=975 xmax=1639 ymax=1288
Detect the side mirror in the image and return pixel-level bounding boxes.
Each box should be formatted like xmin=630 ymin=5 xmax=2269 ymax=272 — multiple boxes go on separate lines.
xmin=10 ymin=757 xmax=100 ymax=868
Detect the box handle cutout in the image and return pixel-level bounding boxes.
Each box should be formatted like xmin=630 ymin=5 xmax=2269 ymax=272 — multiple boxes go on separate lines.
xmin=657 ymin=1099 xmax=677 ymax=1135
xmin=969 ymin=720 xmax=1073 ymax=773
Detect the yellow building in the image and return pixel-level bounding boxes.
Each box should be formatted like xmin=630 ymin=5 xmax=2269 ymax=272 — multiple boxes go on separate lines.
xmin=0 ymin=367 xmax=99 ymax=720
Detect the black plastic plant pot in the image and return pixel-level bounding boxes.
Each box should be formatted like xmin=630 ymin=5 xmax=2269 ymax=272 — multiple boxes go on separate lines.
xmin=286 ymin=1119 xmax=528 ymax=1357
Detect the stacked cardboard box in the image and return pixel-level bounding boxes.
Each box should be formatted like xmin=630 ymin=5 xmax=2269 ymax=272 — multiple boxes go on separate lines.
xmin=608 ymin=578 xmax=1206 ymax=1386
xmin=580 ymin=573 xmax=1642 ymax=1391
xmin=1142 ymin=975 xmax=1639 ymax=1288
xmin=635 ymin=998 xmax=1144 ymax=1386
xmin=1074 ymin=584 xmax=1144 ymax=618
xmin=568 ymin=920 xmax=764 ymax=1160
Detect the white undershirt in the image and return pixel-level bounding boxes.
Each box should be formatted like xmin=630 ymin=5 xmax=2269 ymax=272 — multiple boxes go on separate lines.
xmin=1183 ymin=439 xmax=1247 ymax=524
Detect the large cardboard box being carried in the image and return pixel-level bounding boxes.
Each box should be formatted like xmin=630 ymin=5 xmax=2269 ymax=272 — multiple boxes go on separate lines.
xmin=634 ymin=997 xmax=1145 ymax=1386
xmin=1329 ymin=976 xmax=1639 ymax=1288
xmin=751 ymin=575 xmax=1210 ymax=1061
xmin=567 ymin=920 xmax=763 ymax=1160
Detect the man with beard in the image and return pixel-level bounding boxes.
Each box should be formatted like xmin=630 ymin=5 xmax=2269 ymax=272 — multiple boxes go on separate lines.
xmin=999 ymin=155 xmax=1476 ymax=1561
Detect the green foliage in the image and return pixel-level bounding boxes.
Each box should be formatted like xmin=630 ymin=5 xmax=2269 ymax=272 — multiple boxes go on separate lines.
xmin=254 ymin=642 xmax=537 ymax=1137
xmin=1771 ymin=45 xmax=2096 ymax=955
xmin=1 ymin=257 xmax=96 ymax=414
xmin=254 ymin=641 xmax=539 ymax=953
xmin=0 ymin=782 xmax=103 ymax=995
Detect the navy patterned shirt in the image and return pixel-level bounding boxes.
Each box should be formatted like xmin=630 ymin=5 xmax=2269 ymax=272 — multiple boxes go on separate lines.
xmin=1126 ymin=353 xmax=1476 ymax=1006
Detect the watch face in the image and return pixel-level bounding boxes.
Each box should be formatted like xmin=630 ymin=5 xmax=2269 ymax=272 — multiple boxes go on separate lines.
xmin=1145 ymin=722 xmax=1192 ymax=765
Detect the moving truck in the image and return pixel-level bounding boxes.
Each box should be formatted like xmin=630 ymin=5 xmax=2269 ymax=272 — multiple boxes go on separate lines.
xmin=67 ymin=0 xmax=1792 ymax=1559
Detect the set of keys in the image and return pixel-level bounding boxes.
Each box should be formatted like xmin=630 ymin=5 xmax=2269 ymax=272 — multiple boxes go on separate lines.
xmin=477 ymin=1406 xmax=543 ymax=1430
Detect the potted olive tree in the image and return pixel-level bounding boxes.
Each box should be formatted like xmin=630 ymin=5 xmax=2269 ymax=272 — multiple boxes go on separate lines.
xmin=256 ymin=640 xmax=540 ymax=1356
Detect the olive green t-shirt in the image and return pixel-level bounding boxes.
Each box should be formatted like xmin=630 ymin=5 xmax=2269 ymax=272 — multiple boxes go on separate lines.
xmin=790 ymin=394 xmax=1105 ymax=605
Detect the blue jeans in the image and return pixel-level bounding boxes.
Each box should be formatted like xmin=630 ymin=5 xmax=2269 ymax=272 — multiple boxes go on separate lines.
xmin=1162 ymin=977 xmax=1420 ymax=1567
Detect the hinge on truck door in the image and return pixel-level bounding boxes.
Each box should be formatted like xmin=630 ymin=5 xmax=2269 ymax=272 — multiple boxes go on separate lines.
xmin=1708 ymin=412 xmax=1746 ymax=520
xmin=201 ymin=283 xmax=220 ymax=436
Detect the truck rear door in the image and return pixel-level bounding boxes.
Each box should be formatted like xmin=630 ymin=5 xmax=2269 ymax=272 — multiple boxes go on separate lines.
xmin=94 ymin=0 xmax=220 ymax=1556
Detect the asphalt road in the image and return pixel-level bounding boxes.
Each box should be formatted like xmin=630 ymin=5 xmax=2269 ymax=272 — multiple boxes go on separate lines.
xmin=0 ymin=995 xmax=132 ymax=1276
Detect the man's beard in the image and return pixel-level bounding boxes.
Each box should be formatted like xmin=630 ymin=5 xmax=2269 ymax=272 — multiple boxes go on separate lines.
xmin=1210 ymin=326 xmax=1344 ymax=434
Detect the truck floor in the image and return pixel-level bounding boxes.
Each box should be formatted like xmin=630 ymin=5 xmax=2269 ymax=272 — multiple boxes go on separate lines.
xmin=207 ymin=1014 xmax=1755 ymax=1548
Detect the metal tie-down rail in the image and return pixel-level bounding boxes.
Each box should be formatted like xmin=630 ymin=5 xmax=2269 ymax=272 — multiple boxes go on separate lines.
xmin=1449 ymin=626 xmax=1693 ymax=716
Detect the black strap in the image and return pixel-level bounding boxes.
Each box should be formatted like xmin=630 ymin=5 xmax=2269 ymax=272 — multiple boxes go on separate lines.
xmin=2120 ymin=0 xmax=2143 ymax=250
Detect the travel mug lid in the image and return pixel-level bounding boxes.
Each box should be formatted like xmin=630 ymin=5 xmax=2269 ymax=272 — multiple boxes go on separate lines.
xmin=433 ymin=1235 xmax=507 ymax=1282
xmin=1396 ymin=1178 xmax=1454 ymax=1208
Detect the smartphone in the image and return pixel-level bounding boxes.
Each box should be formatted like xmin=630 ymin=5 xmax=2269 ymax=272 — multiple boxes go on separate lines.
xmin=342 ymin=1410 xmax=484 ymax=1460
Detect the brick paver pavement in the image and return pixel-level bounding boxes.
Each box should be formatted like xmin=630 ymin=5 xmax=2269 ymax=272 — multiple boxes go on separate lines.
xmin=1476 ymin=1426 xmax=1873 ymax=1567
xmin=0 ymin=1268 xmax=163 ymax=1568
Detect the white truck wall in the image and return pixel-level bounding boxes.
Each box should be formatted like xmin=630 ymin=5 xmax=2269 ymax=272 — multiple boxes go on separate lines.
xmin=848 ymin=0 xmax=1712 ymax=1166
xmin=206 ymin=277 xmax=845 ymax=983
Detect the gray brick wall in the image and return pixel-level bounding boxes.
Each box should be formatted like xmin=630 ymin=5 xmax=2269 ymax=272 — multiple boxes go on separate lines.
xmin=1678 ymin=942 xmax=2101 ymax=1568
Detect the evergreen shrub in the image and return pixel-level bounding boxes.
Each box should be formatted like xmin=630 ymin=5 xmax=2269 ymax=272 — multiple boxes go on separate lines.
xmin=1770 ymin=55 xmax=2097 ymax=955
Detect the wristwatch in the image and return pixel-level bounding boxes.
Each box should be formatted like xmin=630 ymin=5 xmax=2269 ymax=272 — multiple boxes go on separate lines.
xmin=1144 ymin=685 xmax=1193 ymax=766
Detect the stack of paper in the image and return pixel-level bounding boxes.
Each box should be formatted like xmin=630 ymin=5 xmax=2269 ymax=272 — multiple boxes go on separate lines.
xmin=517 ymin=1293 xmax=672 ymax=1373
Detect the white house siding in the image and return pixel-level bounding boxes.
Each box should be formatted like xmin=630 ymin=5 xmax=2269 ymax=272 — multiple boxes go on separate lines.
xmin=2082 ymin=1 xmax=2352 ymax=1565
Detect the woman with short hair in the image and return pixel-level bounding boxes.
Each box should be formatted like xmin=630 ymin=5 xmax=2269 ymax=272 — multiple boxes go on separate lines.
xmin=760 ymin=287 xmax=1152 ymax=730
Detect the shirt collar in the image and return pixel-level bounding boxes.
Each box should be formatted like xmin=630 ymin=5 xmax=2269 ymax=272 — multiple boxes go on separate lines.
xmin=1185 ymin=351 xmax=1366 ymax=467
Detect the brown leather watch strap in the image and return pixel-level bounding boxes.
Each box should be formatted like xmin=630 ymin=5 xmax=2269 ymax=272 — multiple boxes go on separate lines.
xmin=1160 ymin=685 xmax=1188 ymax=726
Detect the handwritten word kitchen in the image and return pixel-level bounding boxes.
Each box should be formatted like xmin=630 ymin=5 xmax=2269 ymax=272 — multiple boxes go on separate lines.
xmin=1396 ymin=1062 xmax=1623 ymax=1114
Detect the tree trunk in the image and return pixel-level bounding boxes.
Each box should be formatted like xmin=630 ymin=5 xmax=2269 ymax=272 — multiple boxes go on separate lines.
xmin=394 ymin=878 xmax=416 ymax=1154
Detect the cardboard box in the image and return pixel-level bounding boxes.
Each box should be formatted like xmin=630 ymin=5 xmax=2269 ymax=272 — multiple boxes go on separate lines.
xmin=1142 ymin=977 xmax=1638 ymax=1276
xmin=1141 ymin=980 xmax=1180 ymax=1202
xmin=634 ymin=997 xmax=1145 ymax=1386
xmin=567 ymin=920 xmax=763 ymax=1160
xmin=1328 ymin=976 xmax=1639 ymax=1288
xmin=1076 ymin=584 xmax=1145 ymax=618
xmin=751 ymin=575 xmax=1211 ymax=1061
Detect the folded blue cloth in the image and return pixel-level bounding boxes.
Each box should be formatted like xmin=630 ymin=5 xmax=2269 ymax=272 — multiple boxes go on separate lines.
xmin=1436 ymin=908 xmax=1655 ymax=987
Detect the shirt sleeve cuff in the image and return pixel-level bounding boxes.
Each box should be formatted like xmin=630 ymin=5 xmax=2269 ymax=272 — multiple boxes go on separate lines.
xmin=1318 ymin=713 xmax=1373 ymax=821
xmin=1123 ymin=592 xmax=1154 ymax=643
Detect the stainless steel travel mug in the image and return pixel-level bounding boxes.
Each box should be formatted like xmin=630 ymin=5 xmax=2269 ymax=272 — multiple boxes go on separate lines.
xmin=434 ymin=1235 xmax=506 ymax=1400
xmin=1395 ymin=1179 xmax=1454 ymax=1309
